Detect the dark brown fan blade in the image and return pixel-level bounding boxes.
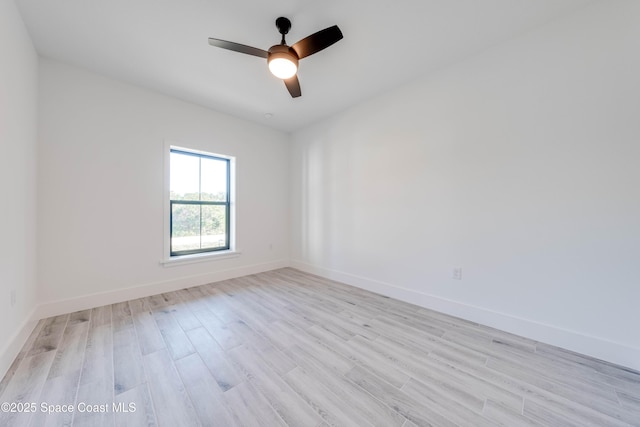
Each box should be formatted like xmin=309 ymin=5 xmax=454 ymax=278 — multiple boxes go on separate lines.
xmin=291 ymin=25 xmax=343 ymax=60
xmin=284 ymin=75 xmax=301 ymax=98
xmin=208 ymin=38 xmax=268 ymax=58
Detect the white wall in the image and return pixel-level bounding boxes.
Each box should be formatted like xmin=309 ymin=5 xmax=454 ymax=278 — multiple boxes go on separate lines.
xmin=291 ymin=0 xmax=640 ymax=369
xmin=0 ymin=0 xmax=40 ymax=377
xmin=37 ymin=59 xmax=290 ymax=315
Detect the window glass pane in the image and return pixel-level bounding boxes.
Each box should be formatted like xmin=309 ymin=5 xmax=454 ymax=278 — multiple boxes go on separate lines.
xmin=201 ymin=157 xmax=228 ymax=201
xmin=170 ymin=152 xmax=200 ymax=200
xmin=201 ymin=205 xmax=227 ymax=249
xmin=171 ymin=204 xmax=201 ymax=252
xmin=169 ymin=148 xmax=232 ymax=257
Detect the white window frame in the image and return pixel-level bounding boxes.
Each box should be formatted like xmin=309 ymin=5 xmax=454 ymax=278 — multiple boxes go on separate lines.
xmin=161 ymin=141 xmax=240 ymax=266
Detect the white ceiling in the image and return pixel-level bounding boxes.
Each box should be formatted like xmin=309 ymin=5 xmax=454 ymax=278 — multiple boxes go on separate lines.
xmin=17 ymin=0 xmax=595 ymax=132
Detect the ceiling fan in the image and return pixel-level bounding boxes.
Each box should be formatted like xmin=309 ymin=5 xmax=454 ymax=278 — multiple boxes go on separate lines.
xmin=208 ymin=17 xmax=343 ymax=98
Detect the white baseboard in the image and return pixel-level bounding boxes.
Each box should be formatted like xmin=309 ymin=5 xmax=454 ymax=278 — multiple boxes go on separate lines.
xmin=291 ymin=260 xmax=640 ymax=372
xmin=0 ymin=307 xmax=39 ymax=383
xmin=34 ymin=259 xmax=289 ymax=320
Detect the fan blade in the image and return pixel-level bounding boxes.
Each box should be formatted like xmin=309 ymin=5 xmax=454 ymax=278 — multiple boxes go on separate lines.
xmin=208 ymin=38 xmax=268 ymax=58
xmin=284 ymin=75 xmax=301 ymax=98
xmin=291 ymin=25 xmax=343 ymax=59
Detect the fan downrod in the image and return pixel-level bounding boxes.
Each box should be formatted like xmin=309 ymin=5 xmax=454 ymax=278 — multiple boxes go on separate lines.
xmin=275 ymin=17 xmax=291 ymax=44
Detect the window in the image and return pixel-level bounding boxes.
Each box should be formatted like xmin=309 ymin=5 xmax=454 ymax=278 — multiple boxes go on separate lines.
xmin=169 ymin=148 xmax=232 ymax=257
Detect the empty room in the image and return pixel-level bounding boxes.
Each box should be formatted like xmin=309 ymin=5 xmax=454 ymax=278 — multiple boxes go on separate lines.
xmin=1 ymin=0 xmax=639 ymax=425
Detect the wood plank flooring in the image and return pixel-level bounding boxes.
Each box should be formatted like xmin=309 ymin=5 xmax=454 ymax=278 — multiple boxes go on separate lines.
xmin=1 ymin=268 xmax=639 ymax=426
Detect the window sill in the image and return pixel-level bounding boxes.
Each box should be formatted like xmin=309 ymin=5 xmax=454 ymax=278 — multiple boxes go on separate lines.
xmin=160 ymin=250 xmax=241 ymax=267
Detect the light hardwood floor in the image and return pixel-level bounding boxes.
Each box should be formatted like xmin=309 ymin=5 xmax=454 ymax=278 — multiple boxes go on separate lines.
xmin=1 ymin=268 xmax=639 ymax=426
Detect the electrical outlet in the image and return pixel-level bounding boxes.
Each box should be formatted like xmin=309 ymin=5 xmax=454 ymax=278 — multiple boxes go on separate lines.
xmin=452 ymin=267 xmax=463 ymax=280
xmin=10 ymin=289 xmax=16 ymax=307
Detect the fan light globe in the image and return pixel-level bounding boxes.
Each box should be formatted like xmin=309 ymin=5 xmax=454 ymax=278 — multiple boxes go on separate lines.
xmin=268 ymin=45 xmax=299 ymax=80
xmin=269 ymin=57 xmax=297 ymax=79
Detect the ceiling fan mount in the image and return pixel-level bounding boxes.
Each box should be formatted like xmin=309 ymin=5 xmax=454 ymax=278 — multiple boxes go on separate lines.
xmin=275 ymin=17 xmax=292 ymax=39
xmin=208 ymin=17 xmax=343 ymax=98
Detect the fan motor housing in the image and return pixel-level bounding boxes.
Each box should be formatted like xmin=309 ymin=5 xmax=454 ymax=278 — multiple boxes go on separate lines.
xmin=268 ymin=44 xmax=299 ymax=65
